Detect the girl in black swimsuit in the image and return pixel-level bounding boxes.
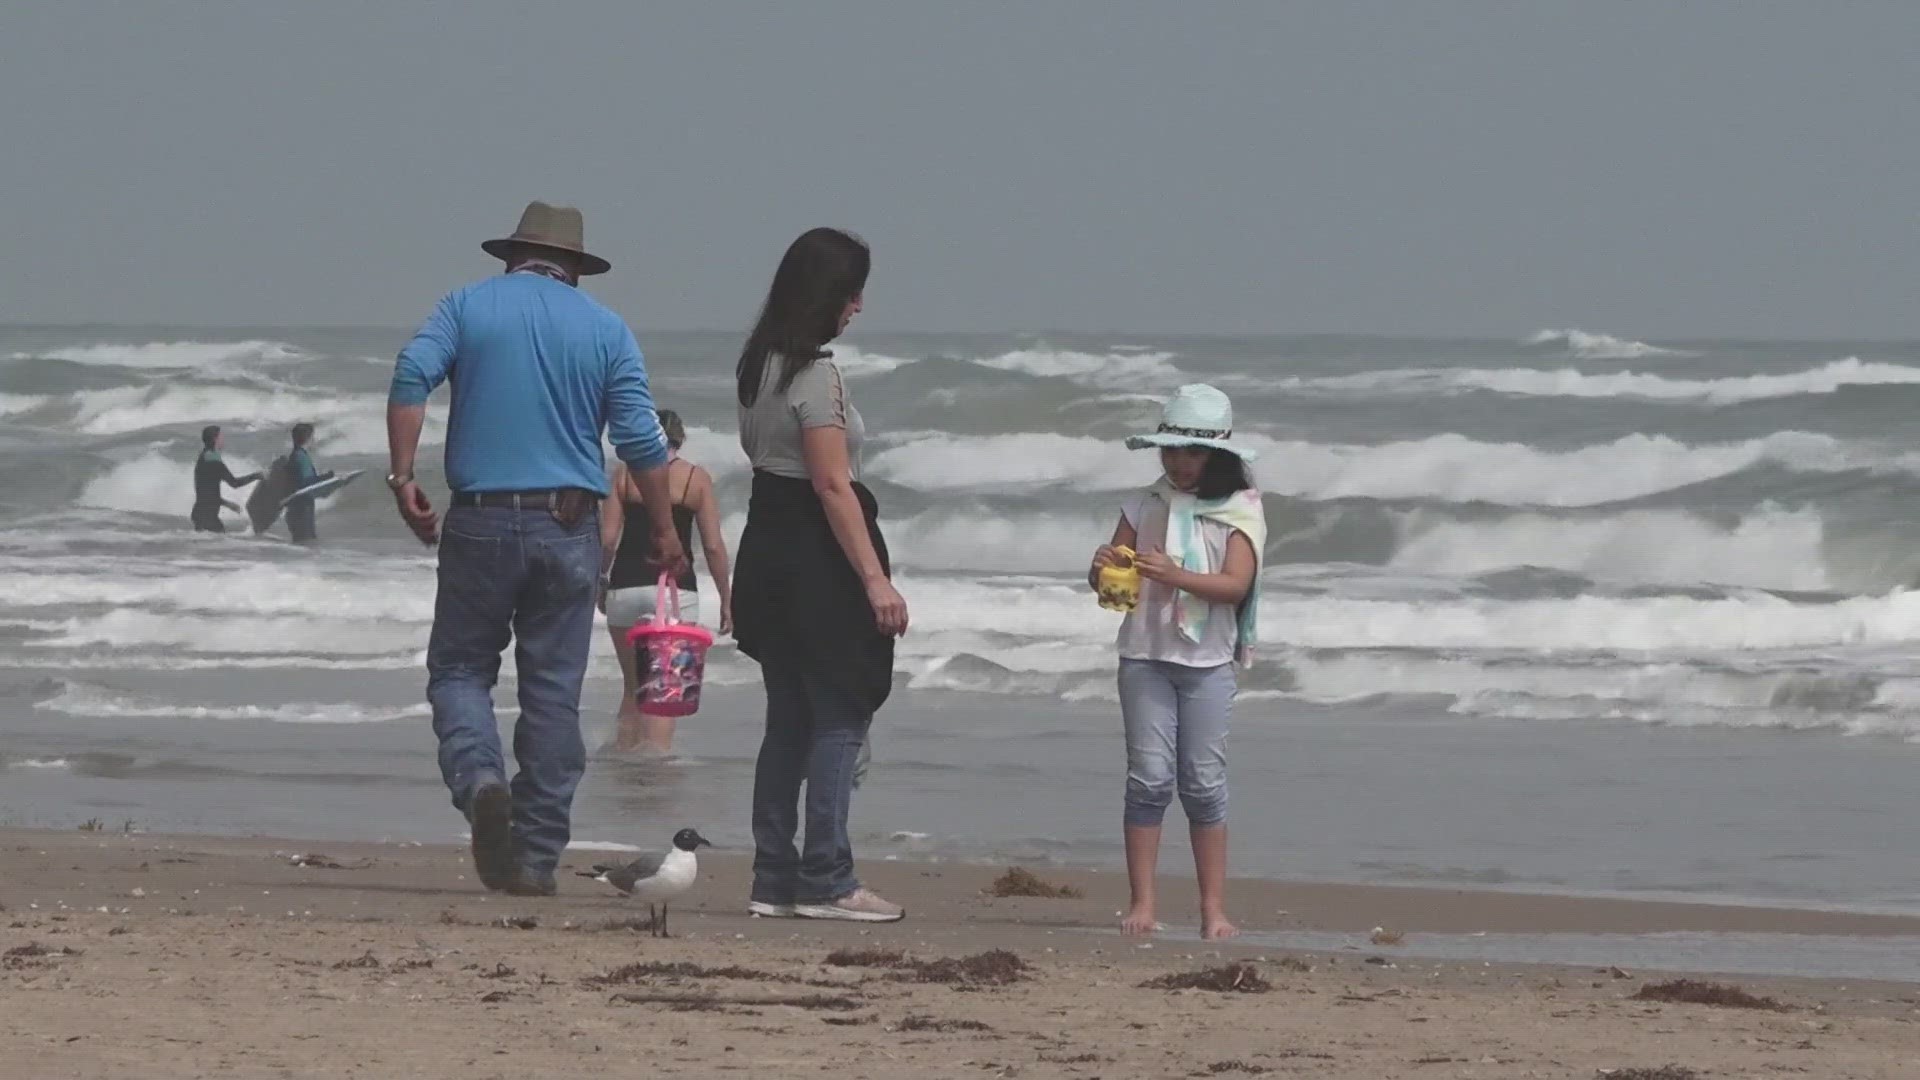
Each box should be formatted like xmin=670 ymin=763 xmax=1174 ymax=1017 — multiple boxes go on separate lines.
xmin=597 ymin=410 xmax=733 ymax=753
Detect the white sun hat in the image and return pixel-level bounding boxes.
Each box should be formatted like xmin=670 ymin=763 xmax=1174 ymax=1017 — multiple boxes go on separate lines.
xmin=1123 ymin=383 xmax=1257 ymax=461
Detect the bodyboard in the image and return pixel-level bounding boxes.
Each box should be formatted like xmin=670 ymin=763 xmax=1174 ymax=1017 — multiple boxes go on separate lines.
xmin=246 ymin=456 xmax=295 ymax=534
xmin=277 ymin=469 xmax=363 ymax=511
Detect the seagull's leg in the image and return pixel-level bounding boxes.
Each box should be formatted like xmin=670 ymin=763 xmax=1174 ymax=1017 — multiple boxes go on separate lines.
xmin=661 ymin=903 xmax=670 ymax=938
xmin=647 ymin=904 xmax=657 ymax=935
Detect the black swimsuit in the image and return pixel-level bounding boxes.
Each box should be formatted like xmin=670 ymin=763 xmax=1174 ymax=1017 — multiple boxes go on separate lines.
xmin=191 ymin=450 xmax=255 ymax=533
xmin=607 ymin=464 xmax=698 ymax=591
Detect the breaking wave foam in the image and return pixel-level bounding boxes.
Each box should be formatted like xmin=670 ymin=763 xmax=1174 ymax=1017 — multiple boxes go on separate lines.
xmin=36 ymin=681 xmax=428 ymax=724
xmin=1279 ymin=358 xmax=1920 ymax=405
xmin=1524 ymin=329 xmax=1686 ymax=360
xmin=869 ymin=430 xmax=1882 ymax=506
xmin=13 ymin=339 xmax=303 ymax=369
xmin=1388 ymin=507 xmax=1831 ymax=591
xmin=1268 ymin=589 xmax=1920 ymax=653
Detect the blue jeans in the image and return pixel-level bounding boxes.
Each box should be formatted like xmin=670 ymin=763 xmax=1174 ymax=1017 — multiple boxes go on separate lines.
xmin=750 ymin=658 xmax=873 ymax=904
xmin=1118 ymin=658 xmax=1234 ymax=828
xmin=427 ymin=504 xmax=600 ymax=876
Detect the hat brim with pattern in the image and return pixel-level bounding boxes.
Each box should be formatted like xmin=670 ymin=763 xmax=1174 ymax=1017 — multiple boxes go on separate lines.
xmin=1125 ymin=430 xmax=1257 ymax=461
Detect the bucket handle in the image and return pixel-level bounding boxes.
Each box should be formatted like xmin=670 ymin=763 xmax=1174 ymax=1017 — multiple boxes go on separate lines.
xmin=653 ymin=570 xmax=683 ymax=626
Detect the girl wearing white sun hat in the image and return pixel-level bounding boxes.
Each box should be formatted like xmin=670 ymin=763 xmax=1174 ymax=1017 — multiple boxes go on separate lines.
xmin=1088 ymin=383 xmax=1267 ymax=942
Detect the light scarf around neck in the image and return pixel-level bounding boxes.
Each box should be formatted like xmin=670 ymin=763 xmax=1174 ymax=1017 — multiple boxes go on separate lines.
xmin=510 ymin=259 xmax=576 ymax=285
xmin=1149 ymin=476 xmax=1267 ymax=667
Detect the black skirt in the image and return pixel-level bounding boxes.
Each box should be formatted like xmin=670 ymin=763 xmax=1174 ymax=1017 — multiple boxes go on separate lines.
xmin=731 ymin=470 xmax=895 ymax=714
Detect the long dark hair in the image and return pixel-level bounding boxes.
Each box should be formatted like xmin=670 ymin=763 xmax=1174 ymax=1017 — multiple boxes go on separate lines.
xmin=1194 ymin=448 xmax=1255 ymax=501
xmin=736 ymin=228 xmax=870 ymax=408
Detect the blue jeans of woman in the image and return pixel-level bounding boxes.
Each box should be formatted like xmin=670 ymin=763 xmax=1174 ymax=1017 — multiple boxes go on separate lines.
xmin=750 ymin=657 xmax=873 ymax=904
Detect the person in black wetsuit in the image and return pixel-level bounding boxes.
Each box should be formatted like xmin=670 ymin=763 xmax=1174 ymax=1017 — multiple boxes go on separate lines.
xmin=597 ymin=409 xmax=733 ymax=754
xmin=283 ymin=422 xmax=333 ymax=543
xmin=190 ymin=425 xmax=260 ymax=532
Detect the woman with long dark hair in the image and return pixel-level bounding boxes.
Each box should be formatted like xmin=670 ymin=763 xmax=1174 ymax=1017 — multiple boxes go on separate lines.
xmin=732 ymin=227 xmax=908 ymax=923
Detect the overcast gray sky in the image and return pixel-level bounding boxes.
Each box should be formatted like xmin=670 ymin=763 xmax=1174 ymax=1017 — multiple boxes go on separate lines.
xmin=2 ymin=2 xmax=1915 ymax=337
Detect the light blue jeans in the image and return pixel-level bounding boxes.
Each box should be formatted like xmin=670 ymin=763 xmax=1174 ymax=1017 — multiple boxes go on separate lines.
xmin=1118 ymin=658 xmax=1234 ymax=828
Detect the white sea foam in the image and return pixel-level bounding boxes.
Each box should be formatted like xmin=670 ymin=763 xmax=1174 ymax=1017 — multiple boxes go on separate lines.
xmin=13 ymin=339 xmax=303 ymax=368
xmin=1524 ymin=328 xmax=1686 ymax=360
xmin=6 ymin=564 xmax=433 ymax=622
xmin=831 ymin=344 xmax=919 ymax=376
xmin=70 ymin=384 xmax=426 ymax=455
xmin=1265 ymin=589 xmax=1920 ymax=653
xmin=970 ymin=347 xmax=1182 ymax=384
xmin=1283 ymin=654 xmax=1920 ymax=739
xmin=78 ymin=450 xmax=265 ymax=518
xmin=1388 ymin=507 xmax=1831 ymax=591
xmin=1277 ymin=358 xmax=1920 ymax=405
xmin=868 ymin=430 xmax=1878 ymax=506
xmin=10 ymin=757 xmax=72 ymax=770
xmin=29 ymin=608 xmax=424 ymax=656
xmin=0 ymin=393 xmax=49 ymax=416
xmin=35 ymin=681 xmax=427 ymax=724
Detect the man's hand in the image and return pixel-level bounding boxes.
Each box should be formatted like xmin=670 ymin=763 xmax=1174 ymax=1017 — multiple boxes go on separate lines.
xmin=651 ymin=523 xmax=689 ymax=579
xmin=394 ymin=481 xmax=438 ymax=545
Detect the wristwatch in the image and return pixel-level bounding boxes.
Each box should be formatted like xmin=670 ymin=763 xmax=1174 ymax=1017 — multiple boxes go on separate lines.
xmin=385 ymin=472 xmax=414 ymax=492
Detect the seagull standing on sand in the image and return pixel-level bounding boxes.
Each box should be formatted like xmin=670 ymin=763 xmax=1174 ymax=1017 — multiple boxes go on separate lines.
xmin=578 ymin=828 xmax=711 ymax=937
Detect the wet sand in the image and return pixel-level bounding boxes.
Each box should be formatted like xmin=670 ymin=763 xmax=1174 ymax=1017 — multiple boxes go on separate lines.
xmin=4 ymin=828 xmax=1919 ymax=1078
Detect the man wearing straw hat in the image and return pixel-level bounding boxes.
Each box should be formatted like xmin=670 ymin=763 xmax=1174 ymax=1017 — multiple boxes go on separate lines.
xmin=386 ymin=201 xmax=687 ymax=896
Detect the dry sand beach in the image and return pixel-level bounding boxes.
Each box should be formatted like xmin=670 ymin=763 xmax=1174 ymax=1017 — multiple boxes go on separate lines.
xmin=4 ymin=828 xmax=1919 ymax=1079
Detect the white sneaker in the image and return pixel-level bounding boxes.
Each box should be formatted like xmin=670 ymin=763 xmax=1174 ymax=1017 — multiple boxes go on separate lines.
xmin=796 ymin=888 xmax=905 ymax=923
xmin=748 ymin=900 xmax=797 ymax=918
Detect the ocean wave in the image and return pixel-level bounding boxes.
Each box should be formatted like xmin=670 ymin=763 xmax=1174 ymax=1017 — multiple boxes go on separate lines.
xmin=78 ymin=450 xmax=266 ymax=518
xmin=1266 ymin=589 xmax=1920 ymax=653
xmin=831 ymin=344 xmax=919 ymax=376
xmin=0 ymin=393 xmax=50 ymax=417
xmin=1524 ymin=328 xmax=1687 ymax=360
xmin=28 ymin=608 xmax=424 ymax=656
xmin=11 ymin=339 xmax=303 ymax=369
xmin=868 ymin=430 xmax=1881 ymax=506
xmin=1387 ymin=507 xmax=1832 ymax=591
xmin=1277 ymin=357 xmax=1920 ymax=405
xmin=970 ymin=348 xmax=1182 ymax=384
xmin=69 ymin=383 xmax=423 ymax=455
xmin=4 ymin=563 xmax=433 ymax=622
xmin=1284 ymin=654 xmax=1920 ymax=739
xmin=35 ymin=680 xmax=428 ymax=724
xmin=834 ymin=343 xmax=1187 ymax=386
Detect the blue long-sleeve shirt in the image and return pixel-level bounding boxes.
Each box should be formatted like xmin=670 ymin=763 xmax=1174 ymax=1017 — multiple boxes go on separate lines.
xmin=388 ymin=272 xmax=669 ymax=496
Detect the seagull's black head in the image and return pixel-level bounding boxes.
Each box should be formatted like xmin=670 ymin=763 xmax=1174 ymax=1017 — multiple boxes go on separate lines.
xmin=672 ymin=828 xmax=712 ymax=852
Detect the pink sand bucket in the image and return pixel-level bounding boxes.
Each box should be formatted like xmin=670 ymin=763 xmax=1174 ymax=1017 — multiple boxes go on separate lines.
xmin=626 ymin=572 xmax=714 ymax=718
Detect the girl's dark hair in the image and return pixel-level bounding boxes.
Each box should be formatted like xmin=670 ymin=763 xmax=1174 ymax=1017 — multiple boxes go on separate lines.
xmin=291 ymin=422 xmax=314 ymax=447
xmin=656 ymin=408 xmax=686 ymax=449
xmin=736 ymin=228 xmax=870 ymax=408
xmin=201 ymin=424 xmax=220 ymax=450
xmin=1194 ymin=448 xmax=1255 ymax=501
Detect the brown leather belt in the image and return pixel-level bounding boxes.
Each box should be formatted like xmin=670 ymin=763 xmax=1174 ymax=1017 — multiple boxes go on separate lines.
xmin=452 ymin=489 xmax=597 ymax=527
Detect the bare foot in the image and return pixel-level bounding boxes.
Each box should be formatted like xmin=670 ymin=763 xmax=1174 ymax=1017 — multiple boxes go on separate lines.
xmin=1200 ymin=912 xmax=1239 ymax=940
xmin=1121 ymin=904 xmax=1159 ymax=935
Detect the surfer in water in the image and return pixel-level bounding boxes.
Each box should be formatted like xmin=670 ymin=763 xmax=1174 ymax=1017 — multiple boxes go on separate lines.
xmin=284 ymin=422 xmax=332 ymax=544
xmin=191 ymin=425 xmax=260 ymax=532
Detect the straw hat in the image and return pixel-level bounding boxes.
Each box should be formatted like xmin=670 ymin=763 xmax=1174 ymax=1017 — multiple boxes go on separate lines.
xmin=1124 ymin=383 xmax=1257 ymax=460
xmin=481 ymin=201 xmax=611 ymax=276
